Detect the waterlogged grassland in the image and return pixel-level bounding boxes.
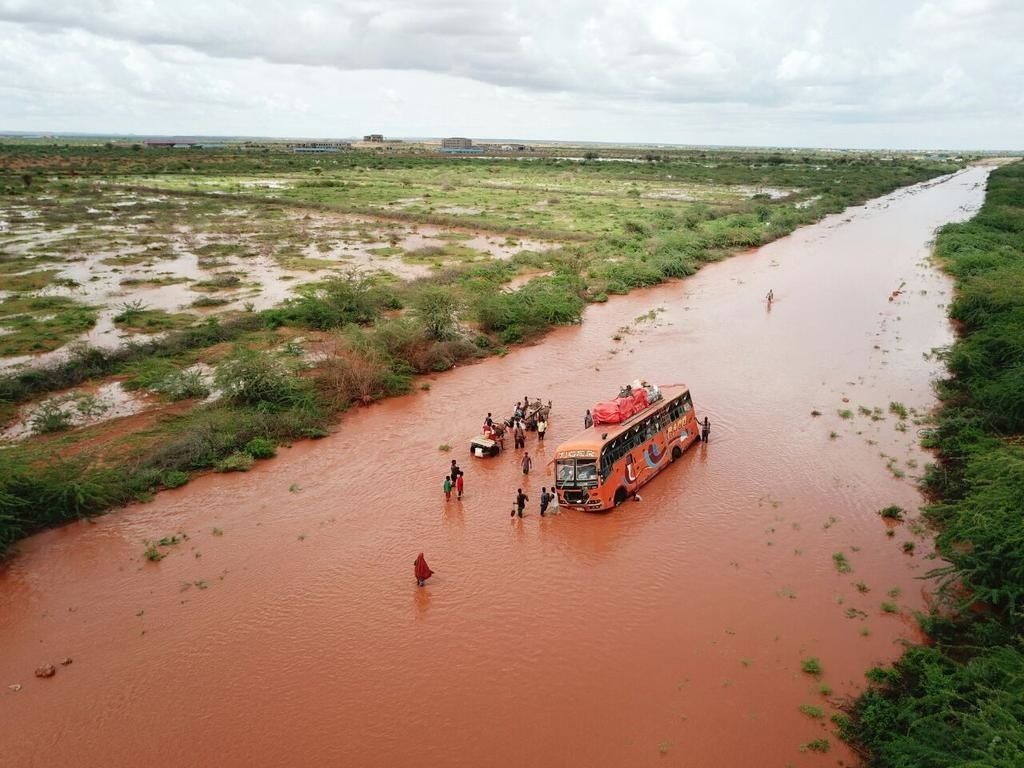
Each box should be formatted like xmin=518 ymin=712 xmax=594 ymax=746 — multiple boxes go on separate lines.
xmin=0 ymin=186 xmax=555 ymax=364
xmin=0 ymin=143 xmax=963 ymax=555
xmin=843 ymin=161 xmax=1024 ymax=767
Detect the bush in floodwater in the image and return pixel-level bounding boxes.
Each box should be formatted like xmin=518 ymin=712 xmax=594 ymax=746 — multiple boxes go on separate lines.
xmin=473 ymin=275 xmax=584 ymax=338
xmin=849 ymin=644 xmax=1024 ymax=766
xmin=889 ymin=401 xmax=909 ymax=420
xmin=243 ymin=437 xmax=277 ymax=459
xmin=161 ymin=470 xmax=189 ymax=489
xmin=0 ymin=454 xmax=133 ymax=555
xmin=799 ymin=739 xmax=830 ymax=754
xmin=799 ymin=704 xmax=824 ymax=719
xmin=801 ymin=657 xmax=823 ymax=677
xmin=832 ymin=552 xmax=853 ymax=573
xmin=216 ymin=451 xmax=255 ymax=473
xmin=879 ymin=505 xmax=905 ymax=521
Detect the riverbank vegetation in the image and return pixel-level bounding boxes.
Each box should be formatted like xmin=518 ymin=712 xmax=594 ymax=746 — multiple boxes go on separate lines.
xmin=842 ymin=161 xmax=1024 ymax=766
xmin=1 ymin=143 xmax=965 ymax=555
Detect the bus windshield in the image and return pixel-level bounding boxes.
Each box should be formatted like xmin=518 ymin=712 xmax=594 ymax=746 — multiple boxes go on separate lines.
xmin=556 ymin=459 xmax=598 ymax=488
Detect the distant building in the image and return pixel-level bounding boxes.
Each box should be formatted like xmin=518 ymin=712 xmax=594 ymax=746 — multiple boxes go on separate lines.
xmin=441 ymin=137 xmax=473 ymax=150
xmin=144 ymin=139 xmax=203 ymax=149
xmin=364 ymin=134 xmax=384 ymax=142
xmin=500 ymin=143 xmax=529 ymax=152
xmin=291 ymin=141 xmax=351 ymax=153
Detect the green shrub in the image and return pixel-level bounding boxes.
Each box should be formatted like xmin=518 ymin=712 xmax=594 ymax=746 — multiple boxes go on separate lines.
xmin=161 ymin=470 xmax=189 ymax=489
xmin=799 ymin=739 xmax=829 ymax=753
xmin=473 ymin=275 xmax=584 ymax=339
xmin=244 ymin=437 xmax=277 ymax=459
xmin=29 ymin=399 xmax=73 ymax=434
xmin=832 ymin=552 xmax=852 ymax=573
xmin=413 ymin=285 xmax=460 ymax=341
xmin=879 ymin=505 xmax=905 ymax=520
xmin=155 ymin=369 xmax=210 ymax=401
xmin=213 ymin=348 xmax=307 ymax=409
xmin=273 ymin=273 xmax=393 ymax=329
xmin=143 ymin=541 xmax=165 ymax=562
xmin=801 ymin=657 xmax=823 ymax=676
xmin=216 ymin=452 xmax=255 ymax=472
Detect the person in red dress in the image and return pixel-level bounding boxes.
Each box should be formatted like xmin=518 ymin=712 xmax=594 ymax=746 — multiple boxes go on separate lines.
xmin=414 ymin=553 xmax=434 ymax=587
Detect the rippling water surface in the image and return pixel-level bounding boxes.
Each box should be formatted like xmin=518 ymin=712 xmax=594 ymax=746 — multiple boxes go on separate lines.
xmin=0 ymin=167 xmax=990 ymax=767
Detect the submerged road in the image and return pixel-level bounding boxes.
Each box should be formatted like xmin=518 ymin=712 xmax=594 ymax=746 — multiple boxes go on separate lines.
xmin=0 ymin=166 xmax=990 ymax=767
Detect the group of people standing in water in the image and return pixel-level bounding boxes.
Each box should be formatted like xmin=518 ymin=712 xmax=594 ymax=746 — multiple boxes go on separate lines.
xmin=418 ymin=403 xmax=554 ymax=587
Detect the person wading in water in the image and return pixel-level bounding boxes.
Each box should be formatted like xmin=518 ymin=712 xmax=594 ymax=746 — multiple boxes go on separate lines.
xmin=414 ymin=553 xmax=434 ymax=587
xmin=540 ymin=487 xmax=552 ymax=516
xmin=584 ymin=409 xmax=593 ymax=429
xmin=512 ymin=488 xmax=529 ymax=518
xmin=521 ymin=451 xmax=533 ymax=475
xmin=701 ymin=416 xmax=711 ymax=442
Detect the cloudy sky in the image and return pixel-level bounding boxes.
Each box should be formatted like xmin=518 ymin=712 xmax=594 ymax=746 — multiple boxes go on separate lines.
xmin=1 ymin=0 xmax=1021 ymax=149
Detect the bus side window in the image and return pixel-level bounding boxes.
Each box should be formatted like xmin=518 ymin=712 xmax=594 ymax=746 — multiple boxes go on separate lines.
xmin=667 ymin=397 xmax=684 ymax=422
xmin=682 ymin=392 xmax=693 ymax=412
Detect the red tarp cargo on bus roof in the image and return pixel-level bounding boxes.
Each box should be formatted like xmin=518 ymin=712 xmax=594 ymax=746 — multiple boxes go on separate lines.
xmin=591 ymin=401 xmax=621 ymax=425
xmin=632 ymin=388 xmax=649 ymax=411
xmin=592 ymin=388 xmax=650 ymax=425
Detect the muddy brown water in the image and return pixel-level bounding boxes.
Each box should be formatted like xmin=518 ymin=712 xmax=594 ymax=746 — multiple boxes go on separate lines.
xmin=0 ymin=167 xmax=990 ymax=767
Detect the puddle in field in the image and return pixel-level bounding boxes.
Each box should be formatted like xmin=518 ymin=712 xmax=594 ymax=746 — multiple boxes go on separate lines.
xmin=0 ymin=167 xmax=991 ymax=768
xmin=1 ymin=380 xmax=151 ymax=441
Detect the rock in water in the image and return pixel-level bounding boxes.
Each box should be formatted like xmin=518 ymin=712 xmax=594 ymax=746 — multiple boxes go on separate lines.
xmin=60 ymin=657 xmax=73 ymax=666
xmin=34 ymin=664 xmax=56 ymax=678
xmin=8 ymin=684 xmax=22 ymax=692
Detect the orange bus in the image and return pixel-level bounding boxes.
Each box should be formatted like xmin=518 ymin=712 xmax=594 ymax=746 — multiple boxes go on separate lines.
xmin=554 ymin=385 xmax=700 ymax=511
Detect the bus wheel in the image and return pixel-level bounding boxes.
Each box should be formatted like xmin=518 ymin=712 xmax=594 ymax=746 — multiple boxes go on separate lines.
xmin=672 ymin=445 xmax=683 ymax=460
xmin=614 ymin=487 xmax=627 ymax=507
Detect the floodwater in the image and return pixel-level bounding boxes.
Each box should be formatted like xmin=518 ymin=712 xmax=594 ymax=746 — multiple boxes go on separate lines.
xmin=0 ymin=167 xmax=990 ymax=767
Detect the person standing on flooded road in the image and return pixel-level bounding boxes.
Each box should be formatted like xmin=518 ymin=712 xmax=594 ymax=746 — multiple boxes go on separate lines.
xmin=701 ymin=416 xmax=711 ymax=443
xmin=536 ymin=416 xmax=547 ymax=443
xmin=414 ymin=553 xmax=434 ymax=587
xmin=450 ymin=460 xmax=461 ymax=483
xmin=521 ymin=451 xmax=533 ymax=475
xmin=455 ymin=469 xmax=464 ymax=499
xmin=584 ymin=409 xmax=593 ymax=429
xmin=540 ymin=487 xmax=552 ymax=516
xmin=443 ymin=476 xmax=452 ymax=501
xmin=512 ymin=488 xmax=529 ymax=518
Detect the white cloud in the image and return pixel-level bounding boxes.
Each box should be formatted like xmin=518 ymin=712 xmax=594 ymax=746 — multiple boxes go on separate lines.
xmin=0 ymin=0 xmax=1021 ymax=148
